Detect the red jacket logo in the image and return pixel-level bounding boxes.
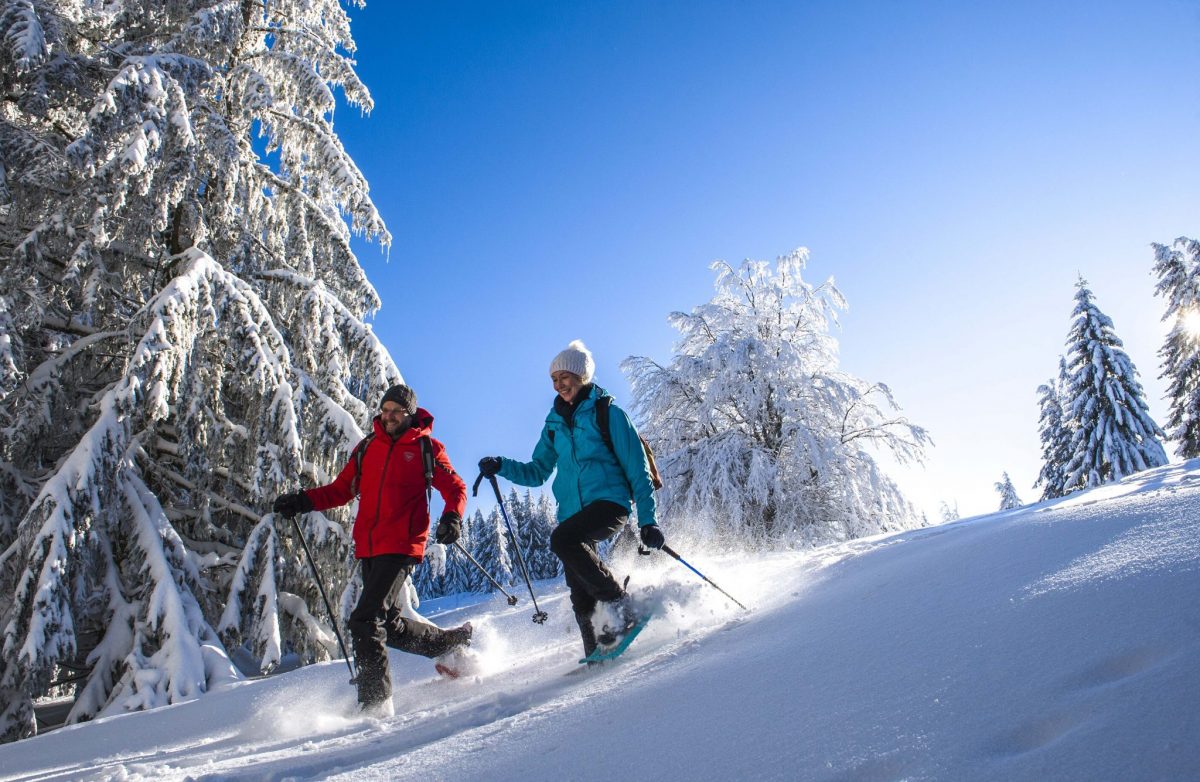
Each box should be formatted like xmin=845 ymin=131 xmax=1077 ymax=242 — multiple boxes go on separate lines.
xmin=403 ymin=452 xmax=415 ymax=462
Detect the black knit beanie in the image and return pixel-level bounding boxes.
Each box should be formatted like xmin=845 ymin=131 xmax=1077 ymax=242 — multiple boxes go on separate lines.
xmin=380 ymin=384 xmax=418 ymax=414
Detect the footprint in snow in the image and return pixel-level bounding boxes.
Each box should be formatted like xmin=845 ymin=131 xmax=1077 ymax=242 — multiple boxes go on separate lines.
xmin=988 ymin=712 xmax=1085 ymax=757
xmin=1061 ymin=646 xmax=1174 ymax=692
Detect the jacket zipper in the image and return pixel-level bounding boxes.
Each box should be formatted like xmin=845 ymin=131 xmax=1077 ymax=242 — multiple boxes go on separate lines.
xmin=370 ymin=437 xmax=398 ymax=557
xmin=571 ymin=417 xmax=584 ymax=509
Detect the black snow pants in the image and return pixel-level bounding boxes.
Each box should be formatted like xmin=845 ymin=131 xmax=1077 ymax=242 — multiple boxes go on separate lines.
xmin=348 ymin=554 xmax=462 ymax=706
xmin=549 ymin=501 xmax=629 ymax=656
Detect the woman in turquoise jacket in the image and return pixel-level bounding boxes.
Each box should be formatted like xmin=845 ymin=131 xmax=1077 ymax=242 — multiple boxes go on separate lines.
xmin=479 ymin=340 xmax=665 ymax=658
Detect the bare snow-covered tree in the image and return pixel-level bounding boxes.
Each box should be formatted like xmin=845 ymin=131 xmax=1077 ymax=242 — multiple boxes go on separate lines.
xmin=1152 ymin=236 xmax=1200 ymax=458
xmin=0 ymin=0 xmax=395 ymax=741
xmin=1035 ymin=357 xmax=1073 ymax=501
xmin=994 ymin=472 xmax=1022 ymax=510
xmin=622 ymin=249 xmax=930 ymax=546
xmin=1062 ymin=278 xmax=1167 ymax=492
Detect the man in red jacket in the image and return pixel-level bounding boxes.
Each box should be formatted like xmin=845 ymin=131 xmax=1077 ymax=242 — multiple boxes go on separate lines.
xmin=273 ymin=384 xmax=471 ymax=715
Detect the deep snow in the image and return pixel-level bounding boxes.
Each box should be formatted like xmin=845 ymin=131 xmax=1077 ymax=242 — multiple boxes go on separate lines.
xmin=2 ymin=461 xmax=1198 ymax=781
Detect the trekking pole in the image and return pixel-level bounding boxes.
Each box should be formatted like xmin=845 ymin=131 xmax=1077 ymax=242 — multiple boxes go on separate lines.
xmin=451 ymin=541 xmax=519 ymax=605
xmin=285 ymin=513 xmax=357 ymax=681
xmin=654 ymin=544 xmax=750 ymax=612
xmin=473 ymin=473 xmax=549 ymax=624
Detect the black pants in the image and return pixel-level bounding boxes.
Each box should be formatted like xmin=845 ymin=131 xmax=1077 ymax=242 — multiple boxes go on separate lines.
xmin=347 ymin=554 xmax=460 ymax=706
xmin=549 ymin=501 xmax=629 ymax=655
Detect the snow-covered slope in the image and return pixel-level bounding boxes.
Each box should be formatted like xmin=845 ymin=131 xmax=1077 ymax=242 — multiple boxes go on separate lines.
xmin=2 ymin=461 xmax=1199 ymax=781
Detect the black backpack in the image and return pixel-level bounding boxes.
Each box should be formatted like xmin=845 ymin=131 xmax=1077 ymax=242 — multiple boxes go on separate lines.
xmin=595 ymin=396 xmax=663 ymax=491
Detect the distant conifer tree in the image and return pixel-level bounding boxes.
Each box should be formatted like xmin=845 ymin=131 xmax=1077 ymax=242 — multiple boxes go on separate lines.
xmin=995 ymin=472 xmax=1023 ymax=510
xmin=470 ymin=509 xmax=513 ymax=593
xmin=1035 ymin=357 xmax=1074 ymax=500
xmin=1152 ymin=236 xmax=1200 ymax=457
xmin=1062 ymin=278 xmax=1167 ymax=491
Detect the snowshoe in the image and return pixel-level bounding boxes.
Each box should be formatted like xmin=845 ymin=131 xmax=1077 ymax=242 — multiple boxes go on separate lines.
xmin=358 ymin=698 xmax=395 ymax=719
xmin=433 ymin=623 xmax=478 ymax=679
xmin=595 ymin=595 xmax=640 ymax=647
xmin=580 ymin=610 xmax=654 ymax=664
xmin=444 ymin=620 xmax=473 ymax=649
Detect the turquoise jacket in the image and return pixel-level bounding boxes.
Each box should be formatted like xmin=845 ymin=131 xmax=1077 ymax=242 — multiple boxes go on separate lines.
xmin=499 ymin=385 xmax=658 ymax=527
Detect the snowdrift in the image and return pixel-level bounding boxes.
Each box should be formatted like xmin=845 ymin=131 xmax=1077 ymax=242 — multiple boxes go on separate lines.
xmin=1 ymin=461 xmax=1198 ymax=781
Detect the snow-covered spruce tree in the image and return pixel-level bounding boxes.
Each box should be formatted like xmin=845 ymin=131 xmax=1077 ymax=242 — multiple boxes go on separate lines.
xmin=504 ymin=489 xmax=530 ymax=577
xmin=505 ymin=488 xmax=529 ymax=554
xmin=528 ymin=491 xmax=558 ymax=580
xmin=1153 ymin=236 xmax=1200 ymax=458
xmin=1061 ymin=278 xmax=1167 ymax=492
xmin=1034 ymin=357 xmax=1074 ymax=501
xmin=622 ymin=249 xmax=930 ymax=546
xmin=502 ymin=488 xmax=556 ymax=581
xmin=994 ymin=472 xmax=1022 ymax=510
xmin=449 ymin=512 xmax=476 ymax=596
xmin=469 ymin=508 xmax=512 ymax=593
xmin=0 ymin=1 xmax=395 ymax=741
xmin=456 ymin=511 xmax=482 ymax=593
xmin=412 ymin=541 xmax=448 ymax=600
xmin=421 ymin=511 xmax=472 ymax=599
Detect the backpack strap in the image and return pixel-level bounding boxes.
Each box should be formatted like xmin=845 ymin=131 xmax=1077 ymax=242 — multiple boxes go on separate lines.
xmin=419 ymin=435 xmax=435 ymax=494
xmin=349 ymin=432 xmax=375 ymax=496
xmin=595 ymin=395 xmax=615 ymax=455
xmin=417 ymin=435 xmax=435 ymax=525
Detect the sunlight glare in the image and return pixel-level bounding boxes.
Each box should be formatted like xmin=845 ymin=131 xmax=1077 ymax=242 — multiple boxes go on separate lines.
xmin=1181 ymin=309 xmax=1200 ymax=338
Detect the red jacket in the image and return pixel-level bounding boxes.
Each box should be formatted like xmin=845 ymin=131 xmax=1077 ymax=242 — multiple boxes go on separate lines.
xmin=304 ymin=409 xmax=467 ymax=560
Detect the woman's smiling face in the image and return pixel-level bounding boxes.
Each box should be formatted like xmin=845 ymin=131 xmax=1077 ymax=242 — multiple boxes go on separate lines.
xmin=551 ymin=370 xmax=583 ymax=403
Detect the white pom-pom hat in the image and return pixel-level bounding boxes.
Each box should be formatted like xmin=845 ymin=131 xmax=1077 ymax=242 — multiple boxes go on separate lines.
xmin=549 ymin=340 xmax=595 ymax=384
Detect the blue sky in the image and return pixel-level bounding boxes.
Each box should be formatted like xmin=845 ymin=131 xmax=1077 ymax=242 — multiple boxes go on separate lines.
xmin=334 ymin=0 xmax=1200 ymax=521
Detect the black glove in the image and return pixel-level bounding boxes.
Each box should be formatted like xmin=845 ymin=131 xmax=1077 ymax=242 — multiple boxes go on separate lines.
xmin=435 ymin=511 xmax=462 ymax=545
xmin=639 ymin=524 xmax=665 ymax=550
xmin=273 ymin=491 xmax=313 ymax=519
xmin=478 ymin=456 xmax=502 ymax=477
